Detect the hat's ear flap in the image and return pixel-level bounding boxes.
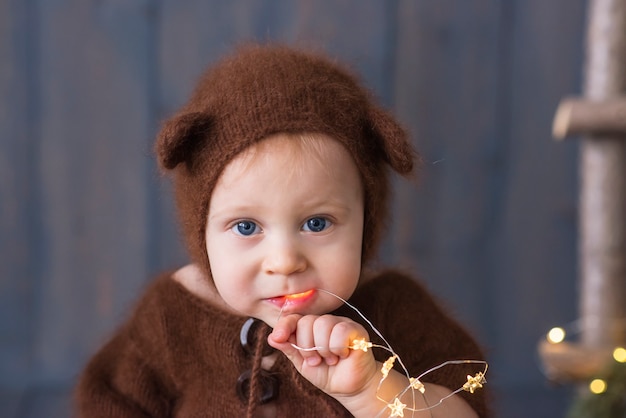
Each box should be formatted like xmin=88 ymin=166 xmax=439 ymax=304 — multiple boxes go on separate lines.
xmin=156 ymin=112 xmax=213 ymax=170
xmin=367 ymin=106 xmax=416 ymax=175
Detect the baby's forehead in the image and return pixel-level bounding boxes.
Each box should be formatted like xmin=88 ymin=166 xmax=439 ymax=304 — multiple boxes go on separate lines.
xmin=209 ymin=132 xmax=364 ymax=210
xmin=211 ymin=132 xmax=361 ymax=195
xmin=231 ymin=132 xmax=354 ymax=172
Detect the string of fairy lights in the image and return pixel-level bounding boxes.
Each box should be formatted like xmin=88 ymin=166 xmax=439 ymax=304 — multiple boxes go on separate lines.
xmin=282 ymin=288 xmax=488 ymax=417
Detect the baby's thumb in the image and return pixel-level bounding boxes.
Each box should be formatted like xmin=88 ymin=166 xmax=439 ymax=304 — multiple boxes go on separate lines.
xmin=268 ymin=315 xmax=302 ymax=363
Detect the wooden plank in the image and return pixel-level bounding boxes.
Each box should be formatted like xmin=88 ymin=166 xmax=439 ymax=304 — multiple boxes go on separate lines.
xmin=393 ymin=0 xmax=585 ymax=416
xmin=0 ymin=0 xmax=38 ymax=390
xmin=34 ymin=0 xmax=155 ymax=382
xmin=158 ymin=0 xmax=393 ymax=111
xmin=489 ymin=0 xmax=585 ymax=390
xmin=392 ymin=0 xmax=502 ymax=337
xmin=283 ymin=0 xmax=396 ymax=104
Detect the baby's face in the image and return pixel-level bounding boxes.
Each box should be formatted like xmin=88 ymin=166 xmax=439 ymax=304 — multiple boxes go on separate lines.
xmin=205 ymin=133 xmax=364 ymax=327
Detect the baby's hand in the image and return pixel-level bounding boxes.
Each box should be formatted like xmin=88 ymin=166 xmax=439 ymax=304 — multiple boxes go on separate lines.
xmin=267 ymin=314 xmax=378 ymax=399
xmin=269 ymin=315 xmax=481 ymax=418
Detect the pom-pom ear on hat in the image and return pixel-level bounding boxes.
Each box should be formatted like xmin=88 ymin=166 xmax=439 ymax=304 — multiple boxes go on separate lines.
xmin=156 ymin=112 xmax=213 ymax=170
xmin=366 ymin=106 xmax=415 ymax=176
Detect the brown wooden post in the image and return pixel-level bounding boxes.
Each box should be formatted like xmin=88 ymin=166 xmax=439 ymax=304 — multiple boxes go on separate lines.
xmin=579 ymin=0 xmax=626 ymax=349
xmin=538 ymin=0 xmax=626 ymax=383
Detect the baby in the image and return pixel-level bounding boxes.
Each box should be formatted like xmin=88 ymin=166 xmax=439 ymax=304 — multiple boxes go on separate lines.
xmin=77 ymin=44 xmax=490 ymax=417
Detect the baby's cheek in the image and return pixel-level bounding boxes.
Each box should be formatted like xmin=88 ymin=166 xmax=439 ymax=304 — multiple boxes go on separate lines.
xmin=331 ymin=262 xmax=360 ymax=297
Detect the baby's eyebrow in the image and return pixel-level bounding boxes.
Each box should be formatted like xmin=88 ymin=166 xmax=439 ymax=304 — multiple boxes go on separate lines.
xmin=207 ymin=204 xmax=259 ymax=220
xmin=297 ymin=199 xmax=354 ymax=214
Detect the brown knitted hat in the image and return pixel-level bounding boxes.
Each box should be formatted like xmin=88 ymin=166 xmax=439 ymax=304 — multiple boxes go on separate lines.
xmin=155 ymin=44 xmax=416 ymax=278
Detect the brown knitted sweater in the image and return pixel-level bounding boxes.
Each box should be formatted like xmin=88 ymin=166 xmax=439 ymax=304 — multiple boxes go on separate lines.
xmin=76 ymin=270 xmax=490 ymax=417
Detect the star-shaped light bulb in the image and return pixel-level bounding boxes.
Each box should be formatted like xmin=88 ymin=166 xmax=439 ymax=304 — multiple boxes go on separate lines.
xmin=409 ymin=377 xmax=426 ymax=393
xmin=462 ymin=372 xmax=486 ymax=394
xmin=381 ymin=355 xmax=397 ymax=379
xmin=387 ymin=397 xmax=407 ymax=417
xmin=350 ymin=338 xmax=373 ymax=352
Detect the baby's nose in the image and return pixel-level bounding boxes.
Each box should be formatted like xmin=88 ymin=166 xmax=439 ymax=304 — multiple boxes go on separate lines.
xmin=262 ymin=237 xmax=307 ymax=276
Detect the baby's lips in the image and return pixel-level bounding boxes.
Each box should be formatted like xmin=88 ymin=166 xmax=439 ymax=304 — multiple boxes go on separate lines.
xmin=268 ymin=289 xmax=316 ymax=310
xmin=284 ymin=289 xmax=315 ymax=301
xmin=282 ymin=289 xmax=316 ymax=310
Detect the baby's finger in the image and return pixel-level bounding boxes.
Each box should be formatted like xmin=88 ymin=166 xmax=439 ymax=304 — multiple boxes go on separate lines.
xmin=312 ymin=315 xmax=342 ymax=365
xmin=268 ymin=314 xmax=307 ymax=367
xmin=268 ymin=314 xmax=300 ymax=343
xmin=295 ymin=315 xmax=322 ymax=366
xmin=329 ymin=320 xmax=366 ymax=360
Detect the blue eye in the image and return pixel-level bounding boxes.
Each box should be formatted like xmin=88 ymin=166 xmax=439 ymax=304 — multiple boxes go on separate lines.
xmin=233 ymin=221 xmax=259 ymax=236
xmin=303 ymin=217 xmax=328 ymax=233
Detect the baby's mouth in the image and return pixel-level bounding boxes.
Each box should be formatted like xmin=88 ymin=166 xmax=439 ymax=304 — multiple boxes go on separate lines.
xmin=270 ymin=289 xmax=316 ymax=308
xmin=285 ymin=289 xmax=315 ymax=301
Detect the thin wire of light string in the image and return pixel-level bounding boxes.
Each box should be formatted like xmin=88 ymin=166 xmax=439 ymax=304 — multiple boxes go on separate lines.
xmin=274 ymin=288 xmax=489 ymax=416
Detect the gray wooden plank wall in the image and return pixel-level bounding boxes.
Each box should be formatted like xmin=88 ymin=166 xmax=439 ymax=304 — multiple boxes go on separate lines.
xmin=1 ymin=1 xmax=587 ymax=416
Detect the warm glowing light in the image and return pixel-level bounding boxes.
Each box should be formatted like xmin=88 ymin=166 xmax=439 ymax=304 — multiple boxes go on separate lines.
xmin=285 ymin=289 xmax=314 ymax=300
xmin=350 ymin=338 xmax=373 ymax=352
xmin=409 ymin=377 xmax=426 ymax=393
xmin=462 ymin=372 xmax=486 ymax=394
xmin=613 ymin=347 xmax=626 ymax=363
xmin=547 ymin=327 xmax=566 ymax=344
xmin=286 ymin=287 xmax=489 ymax=413
xmin=381 ymin=355 xmax=397 ymax=379
xmin=387 ymin=397 xmax=407 ymax=417
xmin=589 ymin=379 xmax=607 ymax=394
